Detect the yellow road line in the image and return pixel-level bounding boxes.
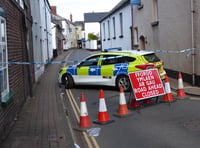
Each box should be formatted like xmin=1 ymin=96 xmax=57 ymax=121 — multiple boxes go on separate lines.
xmin=66 ymin=89 xmax=100 ymax=148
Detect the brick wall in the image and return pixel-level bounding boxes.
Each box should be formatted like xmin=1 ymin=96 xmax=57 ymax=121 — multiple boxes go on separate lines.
xmin=0 ymin=0 xmax=34 ymax=141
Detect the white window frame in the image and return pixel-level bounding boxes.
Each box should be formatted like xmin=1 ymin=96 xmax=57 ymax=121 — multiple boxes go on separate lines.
xmin=103 ymin=23 xmax=106 ymax=40
xmin=152 ymin=0 xmax=158 ymax=22
xmin=0 ymin=16 xmax=9 ymax=98
xmin=112 ymin=17 xmax=116 ymax=39
xmin=134 ymin=27 xmax=139 ymax=45
xmin=107 ymin=20 xmax=110 ymax=40
xmin=119 ymin=13 xmax=123 ymax=37
xmin=16 ymin=0 xmax=24 ymax=9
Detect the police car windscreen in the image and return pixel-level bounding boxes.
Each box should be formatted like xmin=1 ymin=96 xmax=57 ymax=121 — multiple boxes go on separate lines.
xmin=143 ymin=53 xmax=160 ymax=62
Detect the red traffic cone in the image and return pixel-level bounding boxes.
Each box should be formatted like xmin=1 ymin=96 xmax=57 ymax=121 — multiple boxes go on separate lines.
xmin=143 ymin=98 xmax=153 ymax=105
xmin=78 ymin=93 xmax=91 ymax=130
xmin=177 ymin=72 xmax=186 ymax=98
xmin=129 ymin=98 xmax=141 ymax=108
xmin=163 ymin=75 xmax=174 ymax=102
xmin=93 ymin=89 xmax=114 ymax=125
xmin=114 ymin=85 xmax=129 ymax=117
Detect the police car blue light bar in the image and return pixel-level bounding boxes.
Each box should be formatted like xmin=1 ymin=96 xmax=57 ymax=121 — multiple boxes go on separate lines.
xmin=104 ymin=47 xmax=122 ymax=52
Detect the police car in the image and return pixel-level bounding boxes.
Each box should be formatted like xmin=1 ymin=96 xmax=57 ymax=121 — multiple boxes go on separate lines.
xmin=58 ymin=50 xmax=166 ymax=92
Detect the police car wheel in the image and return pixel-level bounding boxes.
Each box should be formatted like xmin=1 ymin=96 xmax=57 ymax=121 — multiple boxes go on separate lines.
xmin=116 ymin=75 xmax=131 ymax=92
xmin=63 ymin=74 xmax=74 ymax=89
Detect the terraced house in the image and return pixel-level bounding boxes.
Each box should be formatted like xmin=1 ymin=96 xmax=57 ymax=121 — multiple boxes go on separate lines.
xmin=101 ymin=0 xmax=200 ymax=86
xmin=0 ymin=0 xmax=34 ymax=141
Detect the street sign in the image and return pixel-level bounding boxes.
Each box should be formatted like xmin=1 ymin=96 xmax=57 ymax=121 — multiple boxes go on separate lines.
xmin=128 ymin=69 xmax=165 ymax=100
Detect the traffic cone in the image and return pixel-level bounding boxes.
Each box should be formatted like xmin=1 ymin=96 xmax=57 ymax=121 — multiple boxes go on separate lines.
xmin=77 ymin=93 xmax=91 ymax=130
xmin=93 ymin=89 xmax=114 ymax=125
xmin=143 ymin=98 xmax=153 ymax=105
xmin=129 ymin=98 xmax=141 ymax=109
xmin=177 ymin=72 xmax=186 ymax=98
xmin=163 ymin=75 xmax=174 ymax=102
xmin=114 ymin=85 xmax=130 ymax=117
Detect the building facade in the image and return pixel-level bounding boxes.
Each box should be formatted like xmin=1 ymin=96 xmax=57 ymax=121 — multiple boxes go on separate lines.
xmin=100 ymin=0 xmax=200 ymax=85
xmin=30 ymin=0 xmax=52 ymax=81
xmin=100 ymin=0 xmax=132 ymax=51
xmin=132 ymin=0 xmax=198 ymax=85
xmin=0 ymin=0 xmax=34 ymax=140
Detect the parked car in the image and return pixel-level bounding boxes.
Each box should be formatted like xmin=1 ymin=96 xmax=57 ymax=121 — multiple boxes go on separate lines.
xmin=58 ymin=50 xmax=166 ymax=91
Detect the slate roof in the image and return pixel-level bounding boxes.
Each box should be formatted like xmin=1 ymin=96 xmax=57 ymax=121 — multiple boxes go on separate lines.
xmin=100 ymin=0 xmax=129 ymax=22
xmin=84 ymin=12 xmax=108 ymax=23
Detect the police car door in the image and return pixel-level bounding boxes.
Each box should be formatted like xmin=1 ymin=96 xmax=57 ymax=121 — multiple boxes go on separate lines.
xmin=76 ymin=55 xmax=101 ymax=84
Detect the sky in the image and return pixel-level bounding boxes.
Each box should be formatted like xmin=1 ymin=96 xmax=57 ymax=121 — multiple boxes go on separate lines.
xmin=48 ymin=0 xmax=122 ymax=21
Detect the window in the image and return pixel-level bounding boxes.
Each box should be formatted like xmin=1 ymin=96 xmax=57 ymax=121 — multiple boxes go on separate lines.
xmin=16 ymin=0 xmax=24 ymax=9
xmin=152 ymin=0 xmax=158 ymax=25
xmin=0 ymin=17 xmax=9 ymax=98
xmin=107 ymin=20 xmax=110 ymax=40
xmin=101 ymin=55 xmax=136 ymax=65
xmin=112 ymin=17 xmax=116 ymax=39
xmin=103 ymin=23 xmax=106 ymax=41
xmin=143 ymin=53 xmax=160 ymax=62
xmin=119 ymin=13 xmax=123 ymax=38
xmin=134 ymin=27 xmax=139 ymax=45
xmin=80 ymin=55 xmax=100 ymax=66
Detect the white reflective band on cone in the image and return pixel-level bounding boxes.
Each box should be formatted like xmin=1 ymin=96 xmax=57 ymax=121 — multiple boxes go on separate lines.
xmin=80 ymin=102 xmax=88 ymax=116
xmin=119 ymin=93 xmax=126 ymax=105
xmin=99 ymin=99 xmax=107 ymax=112
xmin=178 ymin=79 xmax=184 ymax=89
xmin=165 ymin=83 xmax=171 ymax=93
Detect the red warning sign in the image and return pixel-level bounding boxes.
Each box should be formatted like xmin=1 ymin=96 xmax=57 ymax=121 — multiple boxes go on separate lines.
xmin=128 ymin=69 xmax=165 ymax=100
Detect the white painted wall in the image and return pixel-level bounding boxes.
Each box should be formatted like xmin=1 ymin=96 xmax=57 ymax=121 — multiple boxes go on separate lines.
xmin=100 ymin=5 xmax=132 ymax=51
xmin=62 ymin=20 xmax=71 ymax=50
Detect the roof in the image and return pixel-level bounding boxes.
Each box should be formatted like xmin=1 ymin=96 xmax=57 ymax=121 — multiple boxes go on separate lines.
xmin=100 ymin=0 xmax=130 ymax=22
xmin=84 ymin=12 xmax=108 ymax=23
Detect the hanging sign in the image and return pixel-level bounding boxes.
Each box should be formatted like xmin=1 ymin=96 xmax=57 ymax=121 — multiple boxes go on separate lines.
xmin=130 ymin=0 xmax=141 ymax=6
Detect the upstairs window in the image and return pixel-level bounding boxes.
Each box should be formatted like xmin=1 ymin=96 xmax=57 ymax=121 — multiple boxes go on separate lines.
xmin=119 ymin=13 xmax=123 ymax=38
xmin=112 ymin=17 xmax=116 ymax=39
xmin=103 ymin=23 xmax=106 ymax=41
xmin=16 ymin=0 xmax=24 ymax=9
xmin=152 ymin=0 xmax=158 ymax=23
xmin=107 ymin=20 xmax=110 ymax=40
xmin=0 ymin=16 xmax=9 ymax=98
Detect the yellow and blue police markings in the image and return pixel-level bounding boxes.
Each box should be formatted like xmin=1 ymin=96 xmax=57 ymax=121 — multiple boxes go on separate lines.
xmin=62 ymin=63 xmax=132 ymax=78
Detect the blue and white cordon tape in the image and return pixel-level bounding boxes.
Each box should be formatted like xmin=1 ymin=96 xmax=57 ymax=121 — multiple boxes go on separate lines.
xmin=0 ymin=48 xmax=194 ymax=65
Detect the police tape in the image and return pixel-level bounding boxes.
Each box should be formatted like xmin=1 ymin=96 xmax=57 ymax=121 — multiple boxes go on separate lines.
xmin=150 ymin=48 xmax=194 ymax=58
xmin=0 ymin=48 xmax=194 ymax=65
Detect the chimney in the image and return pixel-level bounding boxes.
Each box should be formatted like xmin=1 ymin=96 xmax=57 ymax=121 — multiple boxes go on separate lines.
xmin=70 ymin=13 xmax=73 ymax=22
xmin=51 ymin=6 xmax=57 ymax=15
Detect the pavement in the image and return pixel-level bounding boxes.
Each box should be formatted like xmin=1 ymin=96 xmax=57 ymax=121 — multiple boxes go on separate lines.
xmin=0 ymin=50 xmax=75 ymax=148
xmin=0 ymin=49 xmax=200 ymax=148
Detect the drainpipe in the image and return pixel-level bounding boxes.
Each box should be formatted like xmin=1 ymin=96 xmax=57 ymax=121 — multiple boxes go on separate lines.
xmin=44 ymin=0 xmax=50 ymax=61
xmin=131 ymin=5 xmax=134 ymax=50
xmin=191 ymin=0 xmax=195 ymax=85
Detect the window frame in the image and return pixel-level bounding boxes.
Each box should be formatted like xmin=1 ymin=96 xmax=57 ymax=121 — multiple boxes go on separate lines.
xmin=152 ymin=0 xmax=158 ymax=24
xmin=119 ymin=13 xmax=123 ymax=38
xmin=112 ymin=17 xmax=116 ymax=39
xmin=0 ymin=16 xmax=9 ymax=98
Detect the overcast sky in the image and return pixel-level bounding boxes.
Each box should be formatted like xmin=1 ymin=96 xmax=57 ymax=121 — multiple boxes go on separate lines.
xmin=48 ymin=0 xmax=122 ymax=21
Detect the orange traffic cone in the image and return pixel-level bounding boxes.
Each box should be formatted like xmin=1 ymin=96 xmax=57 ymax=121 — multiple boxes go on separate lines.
xmin=163 ymin=75 xmax=174 ymax=102
xmin=129 ymin=98 xmax=141 ymax=108
xmin=114 ymin=85 xmax=129 ymax=117
xmin=77 ymin=93 xmax=91 ymax=130
xmin=93 ymin=89 xmax=114 ymax=125
xmin=177 ymin=72 xmax=186 ymax=98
